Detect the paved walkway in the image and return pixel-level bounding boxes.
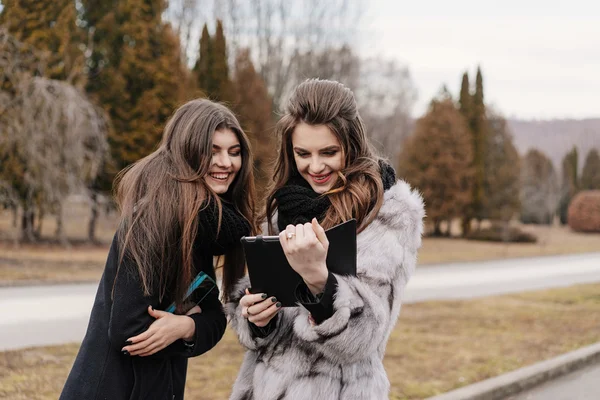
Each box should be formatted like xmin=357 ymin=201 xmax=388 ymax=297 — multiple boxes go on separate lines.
xmin=508 ymin=361 xmax=600 ymax=400
xmin=1 ymin=252 xmax=600 ymax=351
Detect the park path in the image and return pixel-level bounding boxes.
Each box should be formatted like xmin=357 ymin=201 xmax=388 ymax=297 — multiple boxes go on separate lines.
xmin=2 ymin=252 xmax=600 ymax=351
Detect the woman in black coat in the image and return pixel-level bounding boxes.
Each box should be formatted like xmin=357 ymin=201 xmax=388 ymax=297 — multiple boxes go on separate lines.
xmin=60 ymin=99 xmax=257 ymax=400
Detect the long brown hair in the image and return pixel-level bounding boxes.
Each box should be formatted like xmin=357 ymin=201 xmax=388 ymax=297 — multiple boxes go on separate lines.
xmin=114 ymin=99 xmax=256 ymax=306
xmin=265 ymin=79 xmax=384 ymax=233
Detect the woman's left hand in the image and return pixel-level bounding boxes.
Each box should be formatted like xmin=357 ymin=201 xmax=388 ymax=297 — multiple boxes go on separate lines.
xmin=279 ymin=218 xmax=329 ymax=295
xmin=121 ymin=305 xmax=200 ymax=357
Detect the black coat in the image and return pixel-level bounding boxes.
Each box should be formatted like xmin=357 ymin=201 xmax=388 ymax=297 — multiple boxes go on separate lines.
xmin=59 ymin=234 xmax=227 ymax=400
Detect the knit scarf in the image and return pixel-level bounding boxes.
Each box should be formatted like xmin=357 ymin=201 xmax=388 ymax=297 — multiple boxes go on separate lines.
xmin=274 ymin=161 xmax=397 ymax=231
xmin=196 ymin=198 xmax=251 ymax=256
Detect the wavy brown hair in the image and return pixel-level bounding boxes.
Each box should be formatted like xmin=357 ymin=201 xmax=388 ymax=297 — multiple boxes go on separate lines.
xmin=265 ymin=79 xmax=384 ymax=233
xmin=114 ymin=99 xmax=256 ymax=306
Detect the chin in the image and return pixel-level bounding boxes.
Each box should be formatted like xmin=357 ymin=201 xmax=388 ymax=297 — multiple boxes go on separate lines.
xmin=308 ymin=183 xmax=332 ymax=194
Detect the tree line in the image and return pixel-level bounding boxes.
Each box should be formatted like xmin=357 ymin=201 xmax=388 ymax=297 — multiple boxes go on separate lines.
xmin=0 ymin=0 xmax=598 ymax=243
xmin=399 ymin=67 xmax=600 ymax=237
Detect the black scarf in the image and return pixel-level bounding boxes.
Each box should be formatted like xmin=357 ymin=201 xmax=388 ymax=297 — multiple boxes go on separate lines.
xmin=274 ymin=161 xmax=397 ymax=231
xmin=197 ymin=199 xmax=251 ymax=256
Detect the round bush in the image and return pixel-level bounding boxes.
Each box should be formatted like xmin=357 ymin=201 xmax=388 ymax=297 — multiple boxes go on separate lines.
xmin=568 ymin=191 xmax=600 ymax=233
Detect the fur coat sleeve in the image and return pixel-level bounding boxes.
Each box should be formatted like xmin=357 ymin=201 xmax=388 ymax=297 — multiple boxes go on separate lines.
xmin=293 ymin=181 xmax=424 ymax=363
xmin=227 ymin=180 xmax=424 ymax=364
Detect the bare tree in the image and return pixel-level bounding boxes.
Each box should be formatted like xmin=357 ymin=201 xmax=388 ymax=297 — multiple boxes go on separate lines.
xmin=2 ymin=77 xmax=109 ymax=242
xmin=1 ymin=30 xmax=109 ymax=242
xmin=164 ymin=0 xmax=207 ymax=65
xmin=355 ymin=57 xmax=417 ymax=166
xmin=217 ymin=0 xmax=365 ymax=108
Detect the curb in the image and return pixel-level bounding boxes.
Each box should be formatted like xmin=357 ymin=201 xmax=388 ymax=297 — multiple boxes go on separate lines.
xmin=426 ymin=341 xmax=600 ymax=400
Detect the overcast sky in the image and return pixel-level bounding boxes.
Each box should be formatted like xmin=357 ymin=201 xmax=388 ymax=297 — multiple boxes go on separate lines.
xmin=360 ymin=0 xmax=600 ymax=120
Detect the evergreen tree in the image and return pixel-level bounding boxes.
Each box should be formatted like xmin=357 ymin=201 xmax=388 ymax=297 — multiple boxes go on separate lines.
xmin=483 ymin=110 xmax=521 ymax=222
xmin=0 ymin=0 xmax=86 ymax=87
xmin=211 ymin=20 xmax=234 ymax=102
xmin=558 ymin=147 xmax=579 ymax=224
xmin=82 ymin=0 xmax=186 ymax=170
xmin=581 ymin=148 xmax=600 ymax=190
xmin=193 ymin=20 xmax=233 ymax=102
xmin=458 ymin=71 xmax=471 ymax=120
xmin=232 ymin=49 xmax=274 ymax=194
xmin=193 ymin=23 xmax=212 ymax=95
xmin=398 ymin=91 xmax=474 ymax=236
xmin=471 ymin=66 xmax=487 ymax=224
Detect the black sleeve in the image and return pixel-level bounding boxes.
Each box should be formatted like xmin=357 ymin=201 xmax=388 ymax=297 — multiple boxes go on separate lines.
xmin=108 ymin=249 xmax=226 ymax=358
xmin=295 ymin=272 xmax=338 ymax=324
xmin=248 ymin=314 xmax=279 ymax=338
xmin=183 ymin=289 xmax=227 ymax=357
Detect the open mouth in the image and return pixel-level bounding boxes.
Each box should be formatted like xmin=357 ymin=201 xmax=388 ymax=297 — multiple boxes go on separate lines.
xmin=208 ymin=172 xmax=231 ymax=182
xmin=309 ymin=173 xmax=332 ymax=184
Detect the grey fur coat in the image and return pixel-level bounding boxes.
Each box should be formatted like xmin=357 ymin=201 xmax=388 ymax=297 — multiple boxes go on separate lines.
xmin=226 ymin=180 xmax=425 ymax=400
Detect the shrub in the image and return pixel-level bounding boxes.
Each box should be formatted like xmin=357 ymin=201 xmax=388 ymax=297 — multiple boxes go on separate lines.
xmin=568 ymin=191 xmax=600 ymax=233
xmin=466 ymin=224 xmax=537 ymax=243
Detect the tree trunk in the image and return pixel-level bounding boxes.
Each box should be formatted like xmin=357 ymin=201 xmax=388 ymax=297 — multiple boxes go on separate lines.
xmin=461 ymin=217 xmax=471 ymax=237
xmin=55 ymin=203 xmax=68 ymax=245
xmin=433 ymin=220 xmax=442 ymax=237
xmin=88 ymin=192 xmax=98 ymax=243
xmin=35 ymin=208 xmax=44 ymax=239
xmin=21 ymin=206 xmax=35 ymax=243
xmin=12 ymin=205 xmax=18 ymax=227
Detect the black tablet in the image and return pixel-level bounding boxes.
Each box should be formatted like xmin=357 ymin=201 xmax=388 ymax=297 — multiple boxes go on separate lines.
xmin=241 ymin=219 xmax=357 ymax=306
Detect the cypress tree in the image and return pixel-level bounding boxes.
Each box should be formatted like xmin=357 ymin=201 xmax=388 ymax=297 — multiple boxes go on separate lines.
xmin=471 ymin=66 xmax=487 ymax=225
xmin=558 ymin=147 xmax=579 ymax=224
xmin=581 ymin=148 xmax=600 ymax=190
xmin=193 ymin=23 xmax=212 ymax=96
xmin=483 ymin=111 xmax=521 ymax=222
xmin=193 ymin=20 xmax=234 ymax=102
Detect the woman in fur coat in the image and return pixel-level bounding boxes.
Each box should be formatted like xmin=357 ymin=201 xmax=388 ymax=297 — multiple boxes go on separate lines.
xmin=60 ymin=99 xmax=256 ymax=400
xmin=226 ymin=79 xmax=425 ymax=400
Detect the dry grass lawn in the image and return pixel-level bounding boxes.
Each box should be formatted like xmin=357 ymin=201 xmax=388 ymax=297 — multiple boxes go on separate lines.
xmin=1 ymin=205 xmax=599 ymax=285
xmin=2 ymin=283 xmax=600 ymax=400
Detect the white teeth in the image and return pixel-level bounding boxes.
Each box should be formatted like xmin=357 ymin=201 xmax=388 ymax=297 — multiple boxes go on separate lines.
xmin=210 ymin=173 xmax=229 ymax=180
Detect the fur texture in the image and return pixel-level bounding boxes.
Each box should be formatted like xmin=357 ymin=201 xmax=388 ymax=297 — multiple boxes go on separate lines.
xmin=226 ymin=180 xmax=425 ymax=400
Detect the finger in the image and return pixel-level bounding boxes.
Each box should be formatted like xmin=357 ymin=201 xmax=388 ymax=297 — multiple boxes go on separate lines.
xmin=279 ymin=231 xmax=290 ymax=252
xmin=285 ymin=224 xmax=296 ymax=241
xmin=240 ymin=292 xmax=268 ymax=307
xmin=126 ymin=329 xmax=153 ymax=345
xmin=312 ymin=218 xmax=329 ymax=248
xmin=148 ymin=306 xmax=168 ymax=319
xmin=249 ymin=302 xmax=281 ymax=327
xmin=295 ymin=224 xmax=305 ymax=242
xmin=248 ymin=296 xmax=278 ymax=315
xmin=186 ymin=305 xmax=202 ymax=315
xmin=303 ymin=222 xmax=318 ymax=243
xmin=123 ymin=333 xmax=157 ymax=353
xmin=137 ymin=340 xmax=165 ymax=357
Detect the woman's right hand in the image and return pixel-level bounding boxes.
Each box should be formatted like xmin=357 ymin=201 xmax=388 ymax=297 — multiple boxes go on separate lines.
xmin=240 ymin=289 xmax=281 ymax=327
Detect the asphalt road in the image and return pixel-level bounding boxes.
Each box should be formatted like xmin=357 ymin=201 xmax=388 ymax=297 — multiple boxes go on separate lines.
xmin=1 ymin=252 xmax=600 ymax=351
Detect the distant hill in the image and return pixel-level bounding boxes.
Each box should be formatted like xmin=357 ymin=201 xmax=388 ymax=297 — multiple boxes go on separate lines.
xmin=507 ymin=118 xmax=600 ymax=172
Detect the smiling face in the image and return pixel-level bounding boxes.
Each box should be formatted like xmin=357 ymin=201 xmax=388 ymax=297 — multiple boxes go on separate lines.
xmin=291 ymin=122 xmax=344 ymax=194
xmin=204 ymin=128 xmax=242 ymax=194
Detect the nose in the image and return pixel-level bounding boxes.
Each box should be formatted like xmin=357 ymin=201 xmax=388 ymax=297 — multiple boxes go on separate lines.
xmin=309 ymin=156 xmax=324 ymax=174
xmin=214 ymin=151 xmax=232 ymax=168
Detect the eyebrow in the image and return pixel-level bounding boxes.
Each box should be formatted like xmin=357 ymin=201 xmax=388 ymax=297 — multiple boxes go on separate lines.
xmin=213 ymin=144 xmax=241 ymax=150
xmin=293 ymin=145 xmax=341 ymax=152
